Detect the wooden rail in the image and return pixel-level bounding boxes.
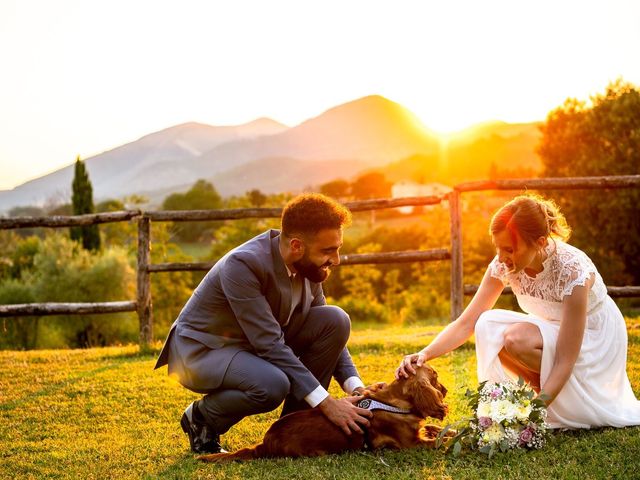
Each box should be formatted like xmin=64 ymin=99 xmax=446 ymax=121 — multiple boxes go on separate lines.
xmin=463 ymin=285 xmax=640 ymax=298
xmin=0 ymin=301 xmax=137 ymax=316
xmin=454 ymin=175 xmax=640 ymax=192
xmin=137 ymin=216 xmax=153 ymax=345
xmin=1 ymin=174 xmax=639 ymax=348
xmin=144 ymin=196 xmax=444 ymax=222
xmin=137 ymin=197 xmax=450 ymax=339
xmin=148 ymin=249 xmax=451 ymax=273
xmin=0 ymin=210 xmax=140 ymax=229
xmin=449 ymin=190 xmax=463 ymax=321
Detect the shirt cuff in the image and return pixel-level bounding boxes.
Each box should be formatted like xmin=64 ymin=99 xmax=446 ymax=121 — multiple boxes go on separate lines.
xmin=304 ymin=385 xmax=329 ymax=408
xmin=342 ymin=376 xmax=365 ymax=395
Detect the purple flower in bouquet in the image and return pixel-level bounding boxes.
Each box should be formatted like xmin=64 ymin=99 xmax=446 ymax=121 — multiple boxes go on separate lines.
xmin=518 ymin=426 xmax=534 ymax=445
xmin=478 ymin=416 xmax=493 ymax=429
xmin=491 ymin=388 xmax=502 ymax=399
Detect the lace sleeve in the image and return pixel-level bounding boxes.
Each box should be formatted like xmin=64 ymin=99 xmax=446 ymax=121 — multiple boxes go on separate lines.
xmin=556 ymin=250 xmax=597 ymax=299
xmin=488 ymin=255 xmax=510 ymax=286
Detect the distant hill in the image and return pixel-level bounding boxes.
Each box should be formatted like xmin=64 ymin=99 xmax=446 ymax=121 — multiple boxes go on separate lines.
xmin=192 ymin=95 xmax=440 ymax=175
xmin=0 ymin=119 xmax=288 ymax=211
xmin=0 ymin=96 xmax=441 ymax=211
xmin=210 ymin=157 xmax=371 ymax=197
xmin=378 ymin=121 xmax=542 ymax=185
xmin=0 ymin=97 xmax=542 ymax=213
xmin=444 ymin=121 xmax=542 ymax=182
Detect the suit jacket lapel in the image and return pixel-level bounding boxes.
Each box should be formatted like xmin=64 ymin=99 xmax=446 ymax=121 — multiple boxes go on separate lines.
xmin=271 ymin=234 xmax=292 ymax=325
xmin=284 ymin=277 xmax=315 ymax=342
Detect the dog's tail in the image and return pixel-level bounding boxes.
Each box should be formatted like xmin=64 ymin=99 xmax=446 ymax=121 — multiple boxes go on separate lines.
xmin=197 ymin=444 xmax=267 ymax=463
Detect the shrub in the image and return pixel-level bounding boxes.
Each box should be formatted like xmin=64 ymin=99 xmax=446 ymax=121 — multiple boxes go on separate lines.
xmin=336 ymin=295 xmax=388 ymax=324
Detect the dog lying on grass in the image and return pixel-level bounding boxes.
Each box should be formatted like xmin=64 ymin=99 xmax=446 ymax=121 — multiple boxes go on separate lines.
xmin=198 ymin=364 xmax=452 ymax=462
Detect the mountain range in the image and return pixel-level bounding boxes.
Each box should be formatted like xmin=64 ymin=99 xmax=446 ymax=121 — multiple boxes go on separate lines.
xmin=0 ymin=95 xmax=542 ymax=213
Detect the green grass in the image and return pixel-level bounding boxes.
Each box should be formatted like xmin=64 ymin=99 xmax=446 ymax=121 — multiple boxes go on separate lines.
xmin=2 ymin=321 xmax=640 ymax=479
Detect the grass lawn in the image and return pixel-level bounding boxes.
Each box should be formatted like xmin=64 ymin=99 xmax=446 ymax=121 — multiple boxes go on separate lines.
xmin=1 ymin=321 xmax=640 ymax=479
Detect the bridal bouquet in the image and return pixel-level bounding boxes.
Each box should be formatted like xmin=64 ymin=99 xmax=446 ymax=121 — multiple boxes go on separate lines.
xmin=438 ymin=378 xmax=549 ymax=457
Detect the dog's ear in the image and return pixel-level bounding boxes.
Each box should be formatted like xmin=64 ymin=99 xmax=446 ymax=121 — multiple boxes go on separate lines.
xmin=405 ymin=376 xmax=448 ymax=420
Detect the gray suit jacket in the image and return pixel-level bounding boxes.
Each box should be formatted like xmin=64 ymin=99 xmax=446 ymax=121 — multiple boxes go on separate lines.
xmin=155 ymin=229 xmax=357 ymax=400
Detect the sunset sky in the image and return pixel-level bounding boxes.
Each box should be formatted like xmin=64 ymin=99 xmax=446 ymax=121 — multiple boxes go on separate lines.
xmin=1 ymin=0 xmax=639 ymax=190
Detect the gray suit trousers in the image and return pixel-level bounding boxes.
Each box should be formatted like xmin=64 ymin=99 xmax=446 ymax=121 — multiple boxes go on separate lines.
xmin=170 ymin=305 xmax=353 ymax=434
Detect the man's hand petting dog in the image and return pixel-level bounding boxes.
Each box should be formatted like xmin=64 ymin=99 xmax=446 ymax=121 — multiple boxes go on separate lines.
xmin=318 ymin=395 xmax=373 ymax=435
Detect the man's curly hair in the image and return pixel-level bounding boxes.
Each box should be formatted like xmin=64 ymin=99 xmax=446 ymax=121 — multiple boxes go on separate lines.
xmin=281 ymin=193 xmax=352 ymax=238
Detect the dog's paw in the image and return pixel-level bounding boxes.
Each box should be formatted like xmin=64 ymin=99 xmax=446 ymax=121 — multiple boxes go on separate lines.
xmin=197 ymin=453 xmax=227 ymax=463
xmin=363 ymin=382 xmax=387 ymax=394
xmin=421 ymin=425 xmax=457 ymax=439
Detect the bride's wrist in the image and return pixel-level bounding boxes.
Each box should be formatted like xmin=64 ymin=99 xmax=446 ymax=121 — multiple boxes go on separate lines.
xmin=535 ymin=389 xmax=553 ymax=405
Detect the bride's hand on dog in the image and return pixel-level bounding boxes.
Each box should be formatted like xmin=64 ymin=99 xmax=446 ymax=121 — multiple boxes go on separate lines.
xmin=318 ymin=395 xmax=373 ymax=435
xmin=396 ymin=351 xmax=426 ymax=379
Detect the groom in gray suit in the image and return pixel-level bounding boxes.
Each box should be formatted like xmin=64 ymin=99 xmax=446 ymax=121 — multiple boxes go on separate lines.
xmin=155 ymin=193 xmax=372 ymax=453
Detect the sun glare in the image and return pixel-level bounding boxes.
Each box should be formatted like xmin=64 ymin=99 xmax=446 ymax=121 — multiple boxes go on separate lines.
xmin=409 ymin=110 xmax=494 ymax=142
xmin=0 ymin=1 xmax=639 ymax=191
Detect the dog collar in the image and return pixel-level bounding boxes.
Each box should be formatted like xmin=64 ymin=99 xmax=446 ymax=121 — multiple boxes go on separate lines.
xmin=356 ymin=398 xmax=411 ymax=414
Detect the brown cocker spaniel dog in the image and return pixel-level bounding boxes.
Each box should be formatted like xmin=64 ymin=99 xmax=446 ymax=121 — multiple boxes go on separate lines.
xmin=198 ymin=364 xmax=451 ymax=462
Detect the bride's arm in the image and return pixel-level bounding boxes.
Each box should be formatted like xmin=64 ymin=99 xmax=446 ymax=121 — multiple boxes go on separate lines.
xmin=539 ymin=275 xmax=592 ymax=404
xmin=396 ymin=267 xmax=504 ymax=378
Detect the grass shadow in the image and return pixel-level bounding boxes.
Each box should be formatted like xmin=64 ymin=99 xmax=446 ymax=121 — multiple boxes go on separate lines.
xmin=142 ymin=453 xmax=201 ymax=480
xmin=0 ymin=361 xmax=129 ymax=412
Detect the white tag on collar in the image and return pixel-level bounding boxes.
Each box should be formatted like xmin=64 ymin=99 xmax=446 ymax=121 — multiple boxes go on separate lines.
xmin=357 ymin=398 xmax=411 ymax=414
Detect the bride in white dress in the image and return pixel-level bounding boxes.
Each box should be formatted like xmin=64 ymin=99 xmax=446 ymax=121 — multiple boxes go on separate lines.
xmin=396 ymin=194 xmax=640 ymax=429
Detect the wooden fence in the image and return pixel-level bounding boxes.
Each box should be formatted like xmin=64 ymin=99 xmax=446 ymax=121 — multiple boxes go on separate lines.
xmin=1 ymin=175 xmax=639 ymax=347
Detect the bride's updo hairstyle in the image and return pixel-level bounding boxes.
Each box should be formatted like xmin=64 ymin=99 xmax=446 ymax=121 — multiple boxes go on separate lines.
xmin=490 ymin=194 xmax=571 ymax=248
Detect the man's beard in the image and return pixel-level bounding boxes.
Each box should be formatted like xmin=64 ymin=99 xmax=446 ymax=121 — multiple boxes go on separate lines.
xmin=293 ymin=257 xmax=332 ymax=283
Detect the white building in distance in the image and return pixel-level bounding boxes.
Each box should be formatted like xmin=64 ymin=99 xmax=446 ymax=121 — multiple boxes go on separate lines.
xmin=391 ymin=181 xmax=451 ymax=214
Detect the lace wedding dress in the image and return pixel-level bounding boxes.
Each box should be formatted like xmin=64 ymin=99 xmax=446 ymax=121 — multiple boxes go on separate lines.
xmin=475 ymin=240 xmax=640 ymax=428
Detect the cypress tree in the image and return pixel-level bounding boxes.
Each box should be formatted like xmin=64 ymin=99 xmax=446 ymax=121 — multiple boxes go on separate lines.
xmin=70 ymin=156 xmax=101 ymax=251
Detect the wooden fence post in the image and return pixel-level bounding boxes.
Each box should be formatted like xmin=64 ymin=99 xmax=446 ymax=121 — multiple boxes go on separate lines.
xmin=137 ymin=215 xmax=153 ymax=347
xmin=449 ymin=190 xmax=463 ymax=322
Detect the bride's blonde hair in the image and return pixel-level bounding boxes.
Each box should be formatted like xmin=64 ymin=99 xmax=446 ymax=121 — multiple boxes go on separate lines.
xmin=490 ymin=194 xmax=571 ymax=247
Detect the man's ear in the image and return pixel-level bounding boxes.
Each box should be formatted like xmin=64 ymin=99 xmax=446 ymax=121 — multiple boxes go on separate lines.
xmin=290 ymin=237 xmax=305 ymax=255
